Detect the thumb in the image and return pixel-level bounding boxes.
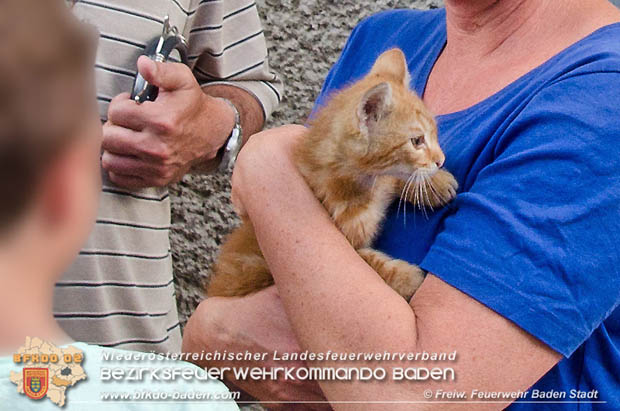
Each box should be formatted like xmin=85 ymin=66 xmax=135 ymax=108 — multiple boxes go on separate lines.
xmin=137 ymin=55 xmax=194 ymax=91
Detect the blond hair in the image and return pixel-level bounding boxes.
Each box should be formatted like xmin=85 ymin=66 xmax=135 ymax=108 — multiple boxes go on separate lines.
xmin=0 ymin=0 xmax=98 ymax=230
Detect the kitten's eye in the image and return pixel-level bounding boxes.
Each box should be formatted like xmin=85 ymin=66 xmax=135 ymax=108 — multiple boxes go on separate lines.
xmin=411 ymin=136 xmax=425 ymax=148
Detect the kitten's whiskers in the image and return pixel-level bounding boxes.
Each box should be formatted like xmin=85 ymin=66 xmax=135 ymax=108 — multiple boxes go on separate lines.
xmin=409 ymin=171 xmax=426 ymax=219
xmin=422 ymin=175 xmax=434 ymax=213
xmin=427 ymin=176 xmax=443 ymax=207
xmin=369 ymin=175 xmax=378 ymax=198
xmin=403 ymin=173 xmax=416 ymax=226
xmin=416 ymin=173 xmax=429 ymax=219
xmin=397 ymin=174 xmax=410 ymax=220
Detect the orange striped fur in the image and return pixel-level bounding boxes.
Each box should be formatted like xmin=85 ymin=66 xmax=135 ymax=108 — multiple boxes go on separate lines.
xmin=207 ymin=49 xmax=457 ymax=299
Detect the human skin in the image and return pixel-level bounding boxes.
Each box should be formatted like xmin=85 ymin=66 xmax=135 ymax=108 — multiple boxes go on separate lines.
xmin=101 ymin=56 xmax=264 ymax=189
xmin=185 ymin=126 xmax=561 ymax=410
xmin=183 ymin=0 xmax=620 ymax=409
xmin=0 ymin=114 xmax=103 ymax=354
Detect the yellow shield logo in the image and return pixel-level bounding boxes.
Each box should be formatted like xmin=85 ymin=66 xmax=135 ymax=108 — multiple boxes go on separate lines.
xmin=23 ymin=368 xmax=48 ymax=400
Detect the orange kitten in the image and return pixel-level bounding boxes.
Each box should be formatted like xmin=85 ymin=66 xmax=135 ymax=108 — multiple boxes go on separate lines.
xmin=207 ymin=49 xmax=458 ymax=300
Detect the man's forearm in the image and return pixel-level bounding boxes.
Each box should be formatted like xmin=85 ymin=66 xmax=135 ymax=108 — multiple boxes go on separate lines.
xmin=202 ymin=84 xmax=265 ymax=143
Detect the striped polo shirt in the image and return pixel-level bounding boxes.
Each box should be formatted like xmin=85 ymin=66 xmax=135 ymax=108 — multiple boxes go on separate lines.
xmin=53 ymin=0 xmax=283 ymax=354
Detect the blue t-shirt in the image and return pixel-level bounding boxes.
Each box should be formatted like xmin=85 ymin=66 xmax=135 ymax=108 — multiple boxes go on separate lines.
xmin=313 ymin=9 xmax=620 ymax=410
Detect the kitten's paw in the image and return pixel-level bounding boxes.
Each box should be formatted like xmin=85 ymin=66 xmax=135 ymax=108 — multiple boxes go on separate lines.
xmin=388 ymin=261 xmax=425 ymax=300
xmin=358 ymin=248 xmax=425 ymax=300
xmin=425 ymin=169 xmax=458 ymax=208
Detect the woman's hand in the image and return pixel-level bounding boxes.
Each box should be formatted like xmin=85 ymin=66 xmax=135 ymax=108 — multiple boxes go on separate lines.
xmin=230 ymin=124 xmax=308 ymax=216
xmin=182 ymin=286 xmax=329 ymax=410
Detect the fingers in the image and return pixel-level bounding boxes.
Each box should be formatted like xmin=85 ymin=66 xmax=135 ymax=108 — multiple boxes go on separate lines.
xmin=102 ymin=152 xmax=152 ymax=190
xmin=101 ymin=151 xmax=156 ymax=178
xmin=107 ymin=171 xmax=149 ymax=190
xmin=102 ymin=123 xmax=143 ymax=157
xmin=107 ymin=93 xmax=152 ymax=130
xmin=137 ymin=55 xmax=195 ymax=91
xmin=102 ymin=147 xmax=179 ymax=183
xmin=102 ymin=120 xmax=185 ymax=189
xmin=103 ymin=122 xmax=171 ymax=162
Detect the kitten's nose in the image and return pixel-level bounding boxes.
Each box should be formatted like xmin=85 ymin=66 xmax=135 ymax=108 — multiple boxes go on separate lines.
xmin=435 ymin=155 xmax=445 ymax=169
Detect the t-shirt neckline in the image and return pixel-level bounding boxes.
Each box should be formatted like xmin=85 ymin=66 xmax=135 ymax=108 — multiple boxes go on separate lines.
xmin=416 ymin=10 xmax=620 ymax=122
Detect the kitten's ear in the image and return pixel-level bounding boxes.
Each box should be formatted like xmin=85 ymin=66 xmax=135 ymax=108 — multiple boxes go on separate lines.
xmin=369 ymin=48 xmax=410 ymax=87
xmin=357 ymin=82 xmax=392 ymax=135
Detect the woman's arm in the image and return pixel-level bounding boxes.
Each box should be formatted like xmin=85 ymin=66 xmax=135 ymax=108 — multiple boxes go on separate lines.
xmin=183 ymin=287 xmax=329 ymax=409
xmin=226 ymin=125 xmax=562 ymax=410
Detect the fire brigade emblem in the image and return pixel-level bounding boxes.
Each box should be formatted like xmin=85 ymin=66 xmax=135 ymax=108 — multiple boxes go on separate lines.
xmin=23 ymin=368 xmax=49 ymax=400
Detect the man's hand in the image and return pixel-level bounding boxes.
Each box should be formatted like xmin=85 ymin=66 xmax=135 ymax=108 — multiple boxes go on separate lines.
xmin=182 ymin=286 xmax=330 ymax=410
xmin=101 ymin=56 xmax=235 ymax=189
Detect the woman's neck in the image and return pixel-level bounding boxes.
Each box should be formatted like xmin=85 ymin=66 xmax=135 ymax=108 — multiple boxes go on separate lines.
xmin=424 ymin=0 xmax=620 ymax=115
xmin=444 ymin=0 xmax=544 ymax=58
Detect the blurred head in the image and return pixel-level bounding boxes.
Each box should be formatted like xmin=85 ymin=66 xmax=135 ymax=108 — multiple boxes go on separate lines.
xmin=0 ymin=0 xmax=101 ymax=273
xmin=308 ymin=49 xmax=446 ymax=181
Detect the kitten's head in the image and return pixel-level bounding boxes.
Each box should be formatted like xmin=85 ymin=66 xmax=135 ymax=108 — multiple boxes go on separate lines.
xmin=309 ymin=49 xmax=445 ymax=181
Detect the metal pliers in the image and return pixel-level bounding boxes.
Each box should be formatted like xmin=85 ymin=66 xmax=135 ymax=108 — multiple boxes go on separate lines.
xmin=130 ymin=15 xmax=189 ymax=103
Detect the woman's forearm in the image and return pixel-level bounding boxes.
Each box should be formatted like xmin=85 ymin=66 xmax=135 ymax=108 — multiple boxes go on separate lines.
xmin=239 ymin=149 xmax=421 ymax=403
xmin=230 ymin=127 xmax=561 ymax=409
xmin=245 ymin=162 xmax=417 ymax=351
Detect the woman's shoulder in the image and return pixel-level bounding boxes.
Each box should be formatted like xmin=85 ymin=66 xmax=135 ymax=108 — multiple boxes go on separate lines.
xmin=501 ymin=25 xmax=620 ymax=154
xmin=549 ymin=22 xmax=620 ymax=82
xmin=503 ymin=22 xmax=620 ymax=120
